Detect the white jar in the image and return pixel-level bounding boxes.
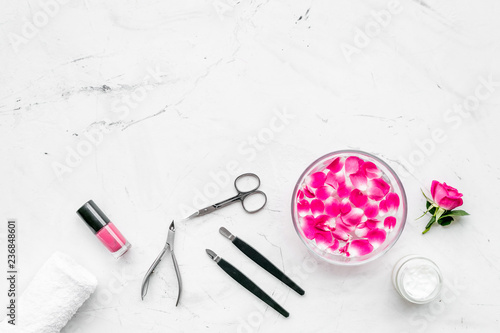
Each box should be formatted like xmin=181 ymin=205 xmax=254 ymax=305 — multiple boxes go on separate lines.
xmin=392 ymin=255 xmax=442 ymax=304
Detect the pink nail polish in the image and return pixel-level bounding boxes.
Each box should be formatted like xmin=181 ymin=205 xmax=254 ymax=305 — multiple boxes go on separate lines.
xmin=77 ymin=200 xmax=131 ymax=259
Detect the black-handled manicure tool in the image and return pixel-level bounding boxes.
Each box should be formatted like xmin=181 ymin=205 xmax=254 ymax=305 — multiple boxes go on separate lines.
xmin=219 ymin=227 xmax=305 ymax=296
xmin=206 ymin=249 xmax=289 ymax=318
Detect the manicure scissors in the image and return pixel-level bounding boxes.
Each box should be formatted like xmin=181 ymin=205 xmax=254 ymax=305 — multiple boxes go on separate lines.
xmin=141 ymin=221 xmax=182 ymax=306
xmin=184 ymin=173 xmax=267 ymax=220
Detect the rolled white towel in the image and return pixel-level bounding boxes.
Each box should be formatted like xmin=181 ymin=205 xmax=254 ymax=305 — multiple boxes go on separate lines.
xmin=0 ymin=252 xmax=97 ymax=333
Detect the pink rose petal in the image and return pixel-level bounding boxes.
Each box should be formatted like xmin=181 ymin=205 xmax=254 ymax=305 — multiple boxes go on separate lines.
xmin=349 ymin=170 xmax=368 ymax=191
xmin=367 ymin=178 xmax=390 ymax=201
xmin=297 ymin=190 xmax=304 ymax=200
xmin=349 ymin=239 xmax=374 ymax=257
xmin=315 ymin=230 xmax=333 ymax=246
xmin=337 ymin=184 xmax=352 ymax=198
xmin=386 ymin=193 xmax=400 ymax=211
xmin=343 ymin=208 xmax=364 ymax=226
xmin=315 ymin=214 xmax=333 ymax=229
xmin=380 ymin=193 xmax=400 ymax=214
xmin=326 ymin=157 xmax=344 ymax=173
xmin=310 ymin=199 xmax=325 ymax=215
xmin=355 ymin=223 xmax=371 ymax=238
xmin=349 ymin=189 xmax=368 ymax=208
xmin=336 ymin=216 xmax=355 ymax=233
xmin=325 ymin=171 xmax=345 ymax=189
xmin=384 ymin=216 xmax=397 ymax=229
xmin=297 ymin=199 xmax=310 ymax=216
xmin=301 ymin=215 xmax=317 ymax=239
xmin=325 ymin=197 xmax=341 ymax=217
xmin=340 ymin=200 xmax=352 ymax=215
xmin=304 ymin=186 xmax=315 ymax=198
xmin=362 ymin=161 xmax=382 ymax=179
xmin=367 ymin=228 xmax=386 ymax=247
xmin=339 ymin=243 xmax=350 ymax=255
xmin=345 ymin=156 xmax=363 ymax=175
xmin=329 ymin=239 xmax=340 ymax=251
xmin=332 ymin=228 xmax=349 ymax=241
xmin=316 ymin=185 xmax=334 ymax=200
xmin=379 ymin=200 xmax=388 ymax=214
xmin=365 ymin=219 xmax=380 ymax=229
xmin=364 ymin=202 xmax=379 ymax=218
xmin=307 ymin=172 xmax=326 ymax=188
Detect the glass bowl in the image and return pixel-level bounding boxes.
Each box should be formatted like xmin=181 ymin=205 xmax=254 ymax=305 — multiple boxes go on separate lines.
xmin=291 ymin=150 xmax=407 ymax=265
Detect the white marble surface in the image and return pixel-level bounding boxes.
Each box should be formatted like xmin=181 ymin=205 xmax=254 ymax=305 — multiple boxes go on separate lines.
xmin=1 ymin=0 xmax=500 ymax=332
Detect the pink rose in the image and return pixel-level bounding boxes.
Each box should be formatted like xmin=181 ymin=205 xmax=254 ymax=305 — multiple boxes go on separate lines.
xmin=430 ymin=180 xmax=463 ymax=210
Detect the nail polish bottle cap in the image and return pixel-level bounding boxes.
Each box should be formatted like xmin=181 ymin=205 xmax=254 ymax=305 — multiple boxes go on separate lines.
xmin=77 ymin=200 xmax=110 ymax=234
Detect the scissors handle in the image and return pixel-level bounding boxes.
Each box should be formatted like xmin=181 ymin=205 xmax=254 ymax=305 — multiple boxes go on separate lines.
xmin=241 ymin=190 xmax=267 ymax=213
xmin=234 ymin=173 xmax=261 ymax=193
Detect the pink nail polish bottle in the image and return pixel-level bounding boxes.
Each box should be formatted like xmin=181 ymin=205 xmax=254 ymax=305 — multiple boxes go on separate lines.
xmin=77 ymin=200 xmax=131 ymax=259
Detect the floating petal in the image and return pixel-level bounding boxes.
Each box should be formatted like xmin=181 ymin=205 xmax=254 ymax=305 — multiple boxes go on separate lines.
xmin=384 ymin=216 xmax=397 ymax=229
xmin=349 ymin=189 xmax=368 ymax=208
xmin=340 ymin=200 xmax=352 ymax=215
xmin=315 ymin=230 xmax=333 ymax=246
xmin=337 ymin=184 xmax=352 ymax=198
xmin=332 ymin=228 xmax=349 ymax=241
xmin=362 ymin=161 xmax=382 ymax=179
xmin=310 ymin=199 xmax=325 ymax=215
xmin=304 ymin=186 xmax=315 ymax=198
xmin=326 ymin=157 xmax=344 ymax=173
xmin=316 ymin=185 xmax=334 ymax=200
xmin=367 ymin=228 xmax=386 ymax=247
xmin=329 ymin=239 xmax=340 ymax=251
xmin=350 ymin=170 xmax=368 ymax=191
xmin=345 ymin=156 xmax=363 ymax=175
xmin=326 ymin=171 xmax=345 ymax=189
xmin=364 ymin=202 xmax=379 ymax=218
xmin=343 ymin=208 xmax=364 ymax=226
xmin=297 ymin=190 xmax=304 ymax=200
xmin=365 ymin=219 xmax=380 ymax=229
xmin=349 ymin=239 xmax=374 ymax=257
xmin=325 ymin=197 xmax=341 ymax=217
xmin=297 ymin=199 xmax=310 ymax=216
xmin=367 ymin=178 xmax=390 ymax=201
xmin=307 ymin=172 xmax=326 ymax=188
xmin=301 ymin=215 xmax=317 ymax=239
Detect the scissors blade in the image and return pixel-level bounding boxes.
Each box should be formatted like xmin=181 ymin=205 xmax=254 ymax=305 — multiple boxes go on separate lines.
xmin=183 ymin=206 xmax=217 ymax=220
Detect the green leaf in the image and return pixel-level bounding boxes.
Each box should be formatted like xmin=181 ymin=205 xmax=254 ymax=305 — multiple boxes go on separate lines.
xmin=421 ymin=189 xmax=434 ymax=203
xmin=422 ymin=216 xmax=436 ymax=234
xmin=442 ymin=210 xmax=470 ymax=218
xmin=437 ymin=216 xmax=454 ymax=226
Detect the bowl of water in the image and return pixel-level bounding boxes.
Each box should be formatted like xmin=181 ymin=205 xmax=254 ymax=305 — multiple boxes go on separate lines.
xmin=291 ymin=150 xmax=407 ymax=265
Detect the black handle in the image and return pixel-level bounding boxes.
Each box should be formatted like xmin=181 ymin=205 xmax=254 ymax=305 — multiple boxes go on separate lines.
xmin=233 ymin=237 xmax=305 ymax=296
xmin=218 ymin=258 xmax=289 ymax=318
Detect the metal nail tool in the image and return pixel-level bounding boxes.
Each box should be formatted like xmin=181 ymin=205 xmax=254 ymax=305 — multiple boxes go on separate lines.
xmin=141 ymin=221 xmax=182 ymax=306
